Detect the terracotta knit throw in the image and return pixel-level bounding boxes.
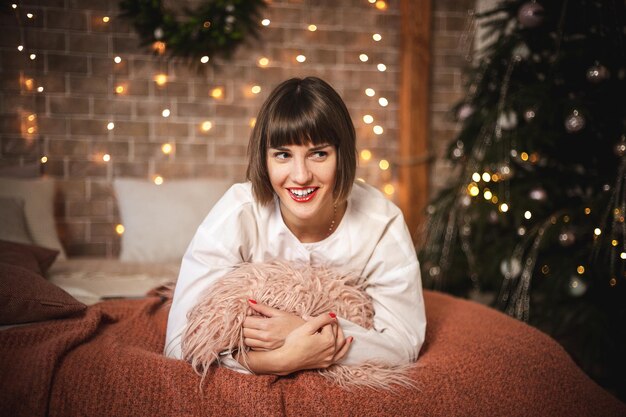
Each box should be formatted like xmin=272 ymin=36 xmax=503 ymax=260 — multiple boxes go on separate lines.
xmin=181 ymin=261 xmax=413 ymax=390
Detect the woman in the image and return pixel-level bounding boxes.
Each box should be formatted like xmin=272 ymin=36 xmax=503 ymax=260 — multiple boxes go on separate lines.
xmin=165 ymin=77 xmax=426 ymax=375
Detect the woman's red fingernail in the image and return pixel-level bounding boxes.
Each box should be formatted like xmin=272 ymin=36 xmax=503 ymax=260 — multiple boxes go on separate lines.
xmin=348 ymin=336 xmax=354 ymax=343
xmin=329 ymin=312 xmax=336 ymax=319
xmin=248 ymin=299 xmax=257 ymax=304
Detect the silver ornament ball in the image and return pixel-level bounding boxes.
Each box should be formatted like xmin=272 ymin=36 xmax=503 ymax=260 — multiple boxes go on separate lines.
xmin=565 ymin=110 xmax=586 ymax=133
xmin=586 ymin=63 xmax=610 ymax=83
xmin=518 ymin=2 xmax=545 ymax=28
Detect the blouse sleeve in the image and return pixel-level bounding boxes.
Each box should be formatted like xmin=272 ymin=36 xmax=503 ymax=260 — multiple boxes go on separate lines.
xmin=337 ymin=214 xmax=427 ymax=367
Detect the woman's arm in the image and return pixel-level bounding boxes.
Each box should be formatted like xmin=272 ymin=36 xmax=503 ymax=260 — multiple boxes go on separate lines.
xmin=237 ymin=313 xmax=353 ymax=375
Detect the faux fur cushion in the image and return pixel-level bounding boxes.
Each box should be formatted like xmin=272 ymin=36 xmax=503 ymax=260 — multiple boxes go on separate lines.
xmin=182 ymin=261 xmax=413 ymax=390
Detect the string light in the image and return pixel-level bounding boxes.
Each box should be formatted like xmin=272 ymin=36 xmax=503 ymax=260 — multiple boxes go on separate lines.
xmin=107 ymin=122 xmax=115 ymax=130
xmin=261 ymin=19 xmax=270 ymax=26
xmin=368 ymin=0 xmax=376 ymax=3
xmin=40 ymin=156 xmax=48 ymax=163
xmin=378 ymin=97 xmax=388 ymax=107
xmin=102 ymin=16 xmax=110 ymax=23
xmin=154 ymin=73 xmax=168 ymax=86
xmin=201 ymin=121 xmax=213 ymax=131
xmin=11 ymin=4 xmax=17 ymax=9
xmin=377 ymin=63 xmax=386 ymax=72
xmin=484 ymin=189 xmax=493 ymax=200
xmin=200 ymin=55 xmax=209 ymax=64
xmin=359 ymin=54 xmax=369 ymax=62
xmin=251 ymin=85 xmax=261 ymax=94
xmin=114 ymin=56 xmax=122 ymax=63
xmin=360 ymin=149 xmax=372 ymax=161
xmin=472 ymin=172 xmax=481 ymax=182
xmin=499 ymin=203 xmax=509 ymax=212
xmin=153 ymin=175 xmax=164 ymax=185
xmin=26 ymin=13 xmax=33 ymax=19
xmin=115 ymin=224 xmax=125 ymax=235
xmin=373 ymin=33 xmax=382 ymax=42
xmin=24 ymin=78 xmax=34 ymax=90
xmin=161 ymin=143 xmax=173 ymax=154
xmin=520 ymin=152 xmax=529 ymax=161
xmin=584 ymin=207 xmax=591 ymax=215
xmin=467 ymin=183 xmax=479 ymax=196
xmin=365 ymin=88 xmax=375 ymax=97
xmin=249 ymin=118 xmax=256 ymax=127
xmin=29 ymin=54 xmax=36 ymax=60
xmin=257 ymin=57 xmax=269 ymax=67
xmin=28 ymin=114 xmax=36 ymax=121
xmin=373 ymin=125 xmax=383 ymax=135
xmin=524 ymin=210 xmax=532 ymax=219
xmin=36 ymin=86 xmax=44 ymax=92
xmin=296 ymin=54 xmax=306 ymax=63
xmin=577 ymin=265 xmax=585 ymax=274
xmin=379 ymin=160 xmax=390 ymax=170
xmin=161 ymin=108 xmax=171 ymax=118
xmin=153 ymin=41 xmax=166 ymax=55
xmin=621 ymin=252 xmax=626 ymax=260
xmin=383 ymin=184 xmax=395 ymax=195
xmin=482 ymin=172 xmax=491 ymax=182
xmin=363 ymin=115 xmax=374 ymax=124
xmin=115 ymin=85 xmax=125 ymax=94
xmin=17 ymin=45 xmax=23 ymax=51
xmin=210 ymin=87 xmax=224 ymax=99
xmin=102 ymin=154 xmax=111 ymax=162
xmin=593 ymin=228 xmax=601 ymax=236
xmin=612 ymin=240 xmax=619 ymax=247
xmin=27 ymin=127 xmax=35 ymax=134
xmin=308 ymin=24 xmax=317 ymax=31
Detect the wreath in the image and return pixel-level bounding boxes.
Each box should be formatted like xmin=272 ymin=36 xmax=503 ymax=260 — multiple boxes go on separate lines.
xmin=119 ymin=0 xmax=266 ymax=65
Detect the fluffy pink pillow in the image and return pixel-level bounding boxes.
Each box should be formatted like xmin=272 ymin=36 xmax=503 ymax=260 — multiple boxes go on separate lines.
xmin=182 ymin=261 xmax=413 ymax=390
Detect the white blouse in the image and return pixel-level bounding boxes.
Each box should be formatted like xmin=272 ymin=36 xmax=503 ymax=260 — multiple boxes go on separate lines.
xmin=165 ymin=181 xmax=426 ymax=371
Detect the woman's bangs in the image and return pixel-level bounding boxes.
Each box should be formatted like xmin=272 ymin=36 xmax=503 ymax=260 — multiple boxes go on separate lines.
xmin=267 ymin=102 xmax=336 ymax=149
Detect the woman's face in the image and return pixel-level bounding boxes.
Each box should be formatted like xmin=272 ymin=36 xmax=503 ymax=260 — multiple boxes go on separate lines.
xmin=267 ymin=141 xmax=337 ymax=226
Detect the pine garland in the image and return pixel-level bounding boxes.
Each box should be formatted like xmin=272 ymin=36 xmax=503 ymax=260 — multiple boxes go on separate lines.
xmin=119 ymin=0 xmax=266 ymax=65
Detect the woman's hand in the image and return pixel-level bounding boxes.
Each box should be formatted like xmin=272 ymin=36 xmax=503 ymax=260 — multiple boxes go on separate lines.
xmin=243 ymin=300 xmax=306 ymax=350
xmin=238 ymin=312 xmax=354 ymax=375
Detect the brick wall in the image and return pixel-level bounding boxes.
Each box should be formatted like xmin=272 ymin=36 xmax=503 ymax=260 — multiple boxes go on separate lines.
xmin=430 ymin=0 xmax=475 ymax=193
xmin=0 ymin=0 xmax=473 ymax=257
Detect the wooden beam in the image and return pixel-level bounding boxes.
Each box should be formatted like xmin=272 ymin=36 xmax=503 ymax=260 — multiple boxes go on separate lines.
xmin=399 ymin=0 xmax=431 ymax=243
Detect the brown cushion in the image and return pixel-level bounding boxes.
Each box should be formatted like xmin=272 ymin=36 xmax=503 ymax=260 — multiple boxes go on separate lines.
xmin=0 ymin=242 xmax=84 ymax=325
xmin=0 ymin=262 xmax=86 ymax=325
xmin=0 ymin=240 xmax=59 ymax=273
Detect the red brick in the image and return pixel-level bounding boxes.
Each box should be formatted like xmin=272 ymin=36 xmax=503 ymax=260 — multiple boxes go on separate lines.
xmin=154 ymin=81 xmax=189 ymax=98
xmin=49 ymin=96 xmax=90 ymax=115
xmin=110 ymin=120 xmax=149 ymax=137
xmin=45 ymin=9 xmax=87 ymax=31
xmin=216 ymin=104 xmax=249 ymax=118
xmin=174 ymin=143 xmax=209 ymax=159
xmin=68 ymin=160 xmax=107 ymax=177
xmin=93 ymin=98 xmax=132 ymax=116
xmin=61 ymin=221 xmax=87 ymax=241
xmin=69 ymin=75 xmax=108 ymax=94
xmin=57 ymin=179 xmax=87 ymax=199
xmin=38 ymin=116 xmax=68 ymax=135
xmin=47 ymin=53 xmax=89 ymax=73
xmin=91 ymin=140 xmax=130 ymax=159
xmin=48 ymin=138 xmax=90 ymax=157
xmin=67 ymin=199 xmax=111 ymax=217
xmin=176 ymin=101 xmax=215 ymax=118
xmin=36 ymin=74 xmax=67 ymax=93
xmin=152 ymin=122 xmax=189 ymax=138
xmin=92 ymin=56 xmax=129 ymax=76
xmin=111 ymin=35 xmax=143 ymax=54
xmin=40 ymin=158 xmax=66 ymax=177
xmin=1 ymin=50 xmax=45 ymax=72
xmin=68 ymin=33 xmax=109 ymax=54
xmin=215 ymin=144 xmax=247 ymax=159
xmin=24 ymin=29 xmax=66 ymax=51
xmin=112 ymin=161 xmax=149 ymax=178
xmin=152 ymin=162 xmax=195 ymax=178
xmin=70 ymin=119 xmax=108 ymax=136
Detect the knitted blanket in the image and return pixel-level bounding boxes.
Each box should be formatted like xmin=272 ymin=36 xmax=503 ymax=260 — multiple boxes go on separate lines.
xmin=181 ymin=261 xmax=412 ymax=390
xmin=1 ymin=292 xmax=624 ymax=417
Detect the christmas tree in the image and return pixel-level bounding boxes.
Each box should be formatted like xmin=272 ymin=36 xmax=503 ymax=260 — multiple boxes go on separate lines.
xmin=419 ymin=0 xmax=626 ymax=399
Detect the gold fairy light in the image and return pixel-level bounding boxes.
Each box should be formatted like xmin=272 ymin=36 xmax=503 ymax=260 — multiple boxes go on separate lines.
xmin=359 ymin=54 xmax=369 ymax=62
xmin=26 ymin=13 xmax=34 ymax=18
xmin=472 ymin=172 xmax=481 ymax=182
xmin=491 ymin=195 xmax=498 ymax=204
xmin=296 ymin=54 xmax=306 ymax=63
xmin=153 ymin=41 xmax=166 ymax=55
xmin=483 ymin=189 xmax=493 ymax=200
xmin=11 ymin=4 xmax=17 ymax=9
xmin=29 ymin=54 xmax=36 ymax=60
xmin=375 ymin=1 xmax=387 ymax=10
xmin=467 ymin=183 xmax=479 ymax=197
xmin=114 ymin=56 xmax=122 ymax=63
xmin=499 ymin=203 xmax=509 ymax=212
xmin=251 ymin=85 xmax=261 ymax=94
xmin=609 ymin=278 xmax=617 ymax=287
xmin=373 ymin=33 xmax=382 ymax=42
xmin=360 ymin=149 xmax=372 ymax=161
xmin=373 ymin=125 xmax=383 ymax=135
xmin=378 ymin=97 xmax=388 ymax=107
xmin=115 ymin=85 xmax=125 ymax=94
xmin=102 ymin=154 xmax=111 ymax=162
xmin=17 ymin=45 xmax=23 ymax=51
xmin=308 ymin=24 xmax=317 ymax=31
xmin=201 ymin=121 xmax=213 ymax=132
xmin=27 ymin=127 xmax=35 ymax=134
xmin=107 ymin=122 xmax=115 ymax=130
xmin=257 ymin=57 xmax=269 ymax=67
xmin=115 ymin=224 xmax=125 ymax=235
xmin=28 ymin=114 xmax=36 ymax=122
xmin=379 ymin=159 xmax=390 ymax=170
xmin=520 ymin=152 xmax=529 ymax=161
xmin=377 ymin=63 xmax=386 ymax=72
xmin=161 ymin=108 xmax=171 ymax=118
xmin=482 ymin=172 xmax=491 ymax=182
xmin=612 ymin=240 xmax=618 ymax=246
xmin=153 ymin=175 xmax=164 ymax=185
xmin=161 ymin=143 xmax=173 ymax=154
xmin=363 ymin=115 xmax=374 ymax=124
xmin=154 ymin=73 xmax=168 ymax=86
xmin=365 ymin=88 xmax=375 ymax=97
xmin=261 ymin=19 xmax=270 ymax=26
xmin=594 ymin=228 xmax=601 ymax=236
xmin=524 ymin=210 xmax=532 ymax=219
xmin=102 ymin=16 xmax=110 ymax=23
xmin=620 ymin=252 xmax=626 ymax=260
xmin=584 ymin=207 xmax=591 ymax=215
xmin=24 ymin=78 xmax=34 ymax=90
xmin=40 ymin=156 xmax=48 ymax=163
xmin=577 ymin=265 xmax=585 ymax=274
xmin=37 ymin=86 xmax=44 ymax=92
xmin=210 ymin=87 xmax=224 ymax=99
xmin=383 ymin=184 xmax=395 ymax=195
xmin=200 ymin=56 xmax=210 ymax=64
xmin=249 ymin=118 xmax=256 ymax=127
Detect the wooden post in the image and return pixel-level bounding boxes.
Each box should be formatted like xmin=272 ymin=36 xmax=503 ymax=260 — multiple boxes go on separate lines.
xmin=399 ymin=0 xmax=431 ymax=243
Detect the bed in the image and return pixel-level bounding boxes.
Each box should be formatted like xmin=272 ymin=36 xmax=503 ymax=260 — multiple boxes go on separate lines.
xmin=1 ymin=177 xmax=625 ymax=416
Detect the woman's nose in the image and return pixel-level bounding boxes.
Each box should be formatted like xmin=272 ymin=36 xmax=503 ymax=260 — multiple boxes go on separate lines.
xmin=291 ymin=159 xmax=313 ymax=184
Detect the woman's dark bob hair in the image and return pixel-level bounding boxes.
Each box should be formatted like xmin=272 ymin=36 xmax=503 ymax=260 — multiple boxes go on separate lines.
xmin=246 ymin=77 xmax=357 ymax=205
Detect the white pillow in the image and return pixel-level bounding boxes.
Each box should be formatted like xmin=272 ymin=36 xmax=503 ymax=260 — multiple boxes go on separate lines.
xmin=114 ymin=178 xmax=232 ymax=262
xmin=0 ymin=177 xmax=66 ymax=259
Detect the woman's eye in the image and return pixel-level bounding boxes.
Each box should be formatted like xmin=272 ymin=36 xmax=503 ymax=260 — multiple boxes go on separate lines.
xmin=311 ymin=151 xmax=328 ymax=159
xmin=274 ymin=152 xmax=290 ymax=160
